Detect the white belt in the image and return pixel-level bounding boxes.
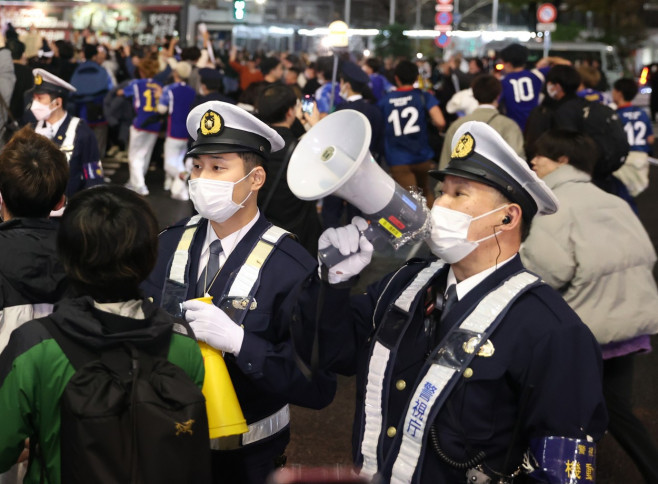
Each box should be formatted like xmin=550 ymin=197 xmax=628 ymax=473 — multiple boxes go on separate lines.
xmin=210 ymin=405 xmax=290 ymax=450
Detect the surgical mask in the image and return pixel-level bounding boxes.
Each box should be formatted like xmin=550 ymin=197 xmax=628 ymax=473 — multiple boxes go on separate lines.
xmin=428 ymin=204 xmax=510 ymax=263
xmin=188 ymin=169 xmax=254 ymax=223
xmin=546 ymin=83 xmax=559 ymax=100
xmin=30 ymin=99 xmax=56 ymax=121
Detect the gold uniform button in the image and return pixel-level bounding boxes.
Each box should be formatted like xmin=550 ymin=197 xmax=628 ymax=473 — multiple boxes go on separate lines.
xmin=463 ymin=368 xmax=474 ymax=379
xmin=395 ymin=379 xmax=406 ymax=391
xmin=387 ymin=427 xmax=397 ymax=438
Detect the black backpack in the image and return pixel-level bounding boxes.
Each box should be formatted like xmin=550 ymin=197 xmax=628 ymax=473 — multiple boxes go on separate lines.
xmin=39 ymin=317 xmax=211 ymax=484
xmin=576 ymin=98 xmax=630 ymax=180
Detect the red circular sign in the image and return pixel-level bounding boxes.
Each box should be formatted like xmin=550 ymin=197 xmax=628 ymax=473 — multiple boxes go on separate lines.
xmin=436 ymin=0 xmax=453 ymax=4
xmin=435 ymin=12 xmax=453 ymax=25
xmin=435 ymin=33 xmax=450 ymax=48
xmin=536 ymin=3 xmax=557 ymax=23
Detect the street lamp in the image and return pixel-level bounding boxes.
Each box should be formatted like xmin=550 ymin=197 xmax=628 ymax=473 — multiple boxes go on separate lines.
xmin=328 ymin=20 xmax=349 ymax=112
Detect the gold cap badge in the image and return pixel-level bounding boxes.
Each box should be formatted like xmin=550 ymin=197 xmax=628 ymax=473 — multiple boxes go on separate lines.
xmin=35 ymin=74 xmax=43 ymax=86
xmin=451 ymin=132 xmax=475 ymax=159
xmin=200 ymin=110 xmax=223 ymax=136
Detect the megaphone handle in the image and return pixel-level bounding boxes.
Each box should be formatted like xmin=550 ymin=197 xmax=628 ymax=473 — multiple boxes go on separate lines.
xmin=319 ymin=225 xmax=379 ymax=268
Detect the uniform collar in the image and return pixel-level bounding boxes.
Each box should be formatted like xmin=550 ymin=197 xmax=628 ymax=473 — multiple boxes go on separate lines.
xmin=446 ymin=254 xmax=516 ymax=300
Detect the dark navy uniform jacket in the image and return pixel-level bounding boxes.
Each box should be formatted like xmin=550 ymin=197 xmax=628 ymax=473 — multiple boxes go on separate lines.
xmin=312 ymin=255 xmax=607 ymax=482
xmin=34 ymin=113 xmax=105 ymax=198
xmin=143 ymin=214 xmax=336 ymax=454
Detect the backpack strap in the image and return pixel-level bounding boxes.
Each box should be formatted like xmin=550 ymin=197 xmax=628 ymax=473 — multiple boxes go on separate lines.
xmin=39 ymin=317 xmax=98 ymax=371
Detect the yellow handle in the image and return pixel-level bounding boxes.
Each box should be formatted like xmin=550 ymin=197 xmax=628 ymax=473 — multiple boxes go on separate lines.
xmin=193 ymin=297 xmax=248 ymax=438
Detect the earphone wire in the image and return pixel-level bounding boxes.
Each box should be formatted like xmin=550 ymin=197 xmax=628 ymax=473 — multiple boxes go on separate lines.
xmin=492 ymin=224 xmax=503 ymax=270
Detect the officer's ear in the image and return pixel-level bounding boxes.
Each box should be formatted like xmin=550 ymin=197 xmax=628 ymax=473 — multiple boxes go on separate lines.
xmin=250 ymin=165 xmax=266 ymax=190
xmin=499 ymin=204 xmax=522 ymax=233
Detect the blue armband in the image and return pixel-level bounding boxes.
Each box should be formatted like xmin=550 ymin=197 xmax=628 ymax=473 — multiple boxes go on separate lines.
xmin=523 ymin=436 xmax=596 ymax=483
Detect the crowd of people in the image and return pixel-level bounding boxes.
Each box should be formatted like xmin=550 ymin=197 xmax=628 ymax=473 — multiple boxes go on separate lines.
xmin=0 ymin=23 xmax=657 ymax=484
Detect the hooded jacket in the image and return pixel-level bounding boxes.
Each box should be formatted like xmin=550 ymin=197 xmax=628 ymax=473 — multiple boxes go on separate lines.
xmin=0 ymin=218 xmax=68 ymax=353
xmin=0 ymin=296 xmax=204 ymax=483
xmin=520 ymin=163 xmax=658 ymax=345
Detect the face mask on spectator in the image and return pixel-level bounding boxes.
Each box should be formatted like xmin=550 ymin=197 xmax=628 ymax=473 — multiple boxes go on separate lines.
xmin=546 ymin=83 xmax=560 ymax=100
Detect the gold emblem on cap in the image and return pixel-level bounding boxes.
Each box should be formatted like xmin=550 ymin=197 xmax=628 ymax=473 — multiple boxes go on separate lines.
xmin=200 ymin=110 xmax=223 ymax=136
xmin=35 ymin=74 xmax=43 ymax=86
xmin=451 ymin=132 xmax=475 ymax=159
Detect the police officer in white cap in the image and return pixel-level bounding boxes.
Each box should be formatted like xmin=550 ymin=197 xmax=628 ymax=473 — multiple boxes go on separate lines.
xmin=29 ymin=68 xmax=104 ymax=198
xmin=142 ymin=101 xmax=336 ymax=484
xmin=307 ymin=121 xmax=607 ymax=483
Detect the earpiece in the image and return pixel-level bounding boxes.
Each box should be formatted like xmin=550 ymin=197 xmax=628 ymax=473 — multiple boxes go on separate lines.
xmin=502 ymin=215 xmax=511 ymax=225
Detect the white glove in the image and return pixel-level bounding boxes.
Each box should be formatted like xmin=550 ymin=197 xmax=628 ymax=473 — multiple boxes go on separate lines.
xmin=183 ymin=300 xmax=245 ymax=356
xmin=318 ymin=216 xmax=374 ymax=284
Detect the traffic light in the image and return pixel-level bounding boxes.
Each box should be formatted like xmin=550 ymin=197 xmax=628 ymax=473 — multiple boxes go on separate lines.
xmin=233 ymin=0 xmax=246 ymax=20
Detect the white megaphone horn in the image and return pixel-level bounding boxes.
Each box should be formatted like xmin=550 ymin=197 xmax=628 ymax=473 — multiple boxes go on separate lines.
xmin=287 ymin=110 xmax=430 ymax=267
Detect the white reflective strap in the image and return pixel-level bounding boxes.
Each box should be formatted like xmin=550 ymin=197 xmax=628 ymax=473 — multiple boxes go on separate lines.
xmin=241 ymin=404 xmax=290 ymax=446
xmin=61 ymin=117 xmax=80 ymax=158
xmin=226 ymin=226 xmax=289 ymax=298
xmin=261 ymin=225 xmax=289 ymax=244
xmin=360 ymin=342 xmax=391 ymax=479
xmin=459 ymin=272 xmax=538 ymax=333
xmin=393 ymin=261 xmax=445 ymax=313
xmin=389 ymin=271 xmax=538 ymax=483
xmin=391 ymin=365 xmax=455 ymax=484
xmin=209 ymin=405 xmax=290 ymax=450
xmin=168 ymin=215 xmax=203 ymax=284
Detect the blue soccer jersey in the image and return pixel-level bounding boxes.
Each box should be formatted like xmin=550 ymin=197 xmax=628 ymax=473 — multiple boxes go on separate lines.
xmin=124 ymin=78 xmax=163 ymax=133
xmin=315 ymin=82 xmax=344 ymax=114
xmin=159 ymin=82 xmax=196 ymax=140
xmin=378 ymin=87 xmax=438 ymax=166
xmin=500 ymin=67 xmax=549 ymax=131
xmin=618 ymin=105 xmax=654 ymax=153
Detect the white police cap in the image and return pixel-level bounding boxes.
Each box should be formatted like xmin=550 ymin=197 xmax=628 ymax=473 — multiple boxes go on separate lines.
xmin=32 ymin=68 xmax=76 ymax=96
xmin=430 ymin=121 xmax=559 ymax=220
xmin=186 ymin=101 xmax=285 ymax=159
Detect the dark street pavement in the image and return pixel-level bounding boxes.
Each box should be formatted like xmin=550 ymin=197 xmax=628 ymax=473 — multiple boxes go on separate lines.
xmin=105 ymin=148 xmax=658 ymax=483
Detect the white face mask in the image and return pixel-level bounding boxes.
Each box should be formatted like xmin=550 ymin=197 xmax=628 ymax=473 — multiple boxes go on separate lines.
xmin=30 ymin=99 xmax=57 ymax=121
xmin=188 ymin=169 xmax=254 ymax=223
xmin=428 ymin=204 xmax=510 ymax=263
xmin=546 ymin=83 xmax=559 ymax=100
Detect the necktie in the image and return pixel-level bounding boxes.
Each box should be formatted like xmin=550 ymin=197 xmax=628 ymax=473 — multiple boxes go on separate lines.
xmin=196 ymin=240 xmax=222 ymax=297
xmin=441 ymin=284 xmax=458 ymax=320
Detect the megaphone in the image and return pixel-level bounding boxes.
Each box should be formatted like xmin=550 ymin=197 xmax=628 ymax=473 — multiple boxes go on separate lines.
xmin=194 ymin=297 xmax=248 ymax=439
xmin=287 ymin=110 xmax=430 ymax=267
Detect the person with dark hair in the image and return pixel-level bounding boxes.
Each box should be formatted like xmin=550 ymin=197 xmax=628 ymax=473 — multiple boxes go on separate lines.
xmin=378 ymin=59 xmax=446 ymax=206
xmin=314 ymin=55 xmax=344 ymax=117
xmin=498 ymin=43 xmax=568 ymax=131
xmin=143 ymin=101 xmax=336 ymax=484
xmin=193 ymin=68 xmax=236 ymax=108
xmin=256 ymin=84 xmax=322 ymax=254
xmin=229 ymin=46 xmax=263 ymax=94
xmin=301 ymin=61 xmax=320 ymax=96
xmin=439 ymin=74 xmax=524 ymax=169
xmin=69 ymin=42 xmax=114 ymax=158
xmin=0 ymin=185 xmax=207 ymax=483
xmin=0 ymin=125 xmax=68 ymax=351
xmin=612 ymin=78 xmax=654 ymax=196
xmin=28 ymin=69 xmax=104 ymax=198
xmin=521 ymin=128 xmax=658 ymax=484
xmin=6 ymin=39 xmax=32 ymax=124
xmin=305 ymin=121 xmax=607 ymax=482
xmin=362 ymin=57 xmax=393 ymax=102
xmin=48 ymin=40 xmax=77 ymax=84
